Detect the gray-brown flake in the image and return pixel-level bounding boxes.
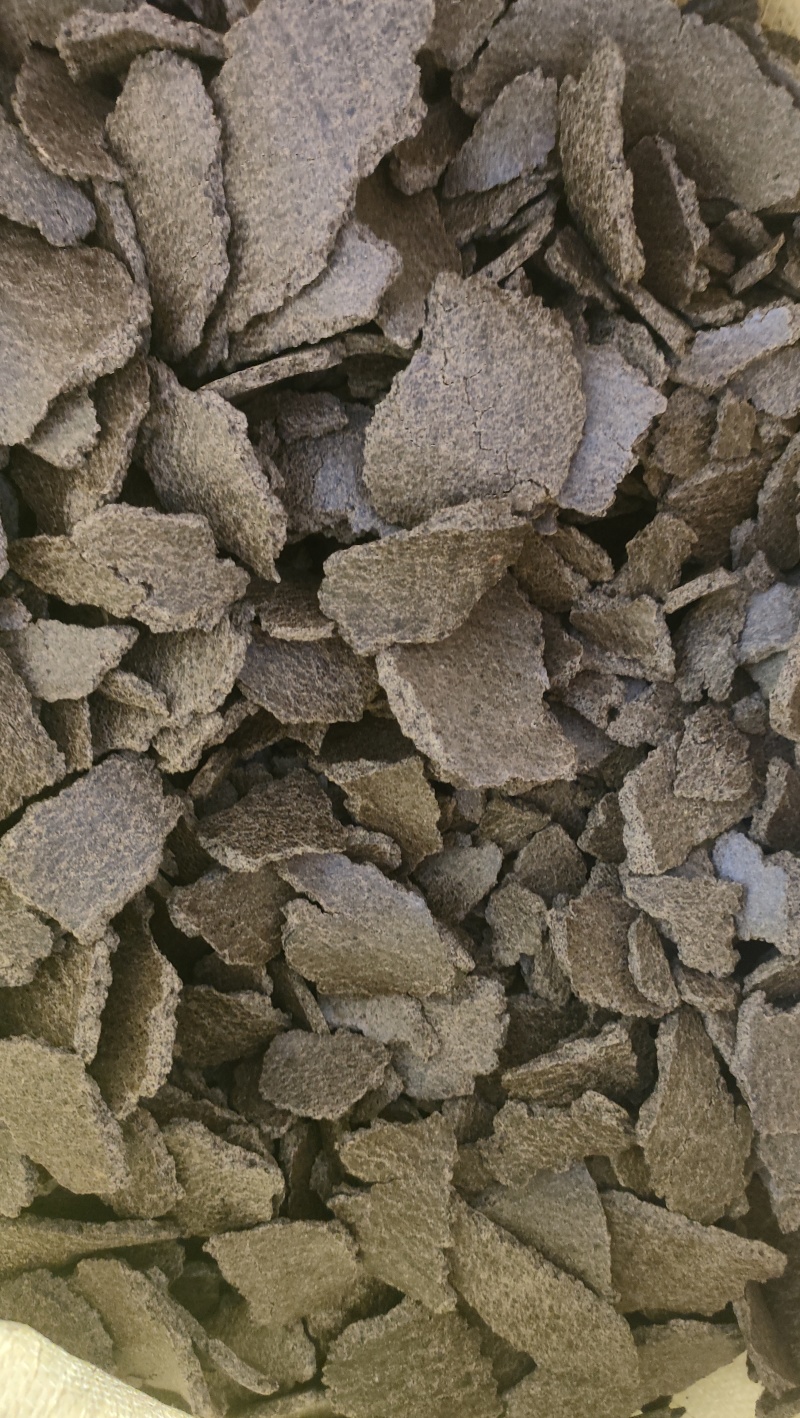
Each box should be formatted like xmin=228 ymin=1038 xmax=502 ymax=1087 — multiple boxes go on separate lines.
xmin=13 ymin=49 xmax=118 ymax=182
xmin=0 ymin=111 xmax=96 ymax=248
xmin=58 ymin=3 xmax=225 ymax=83
xmin=260 ymin=1031 xmax=390 ymax=1121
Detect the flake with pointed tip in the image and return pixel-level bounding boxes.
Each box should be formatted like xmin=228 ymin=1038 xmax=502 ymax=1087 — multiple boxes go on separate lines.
xmin=477 ymin=1162 xmax=613 ymax=1298
xmin=622 ymin=869 xmax=741 ymax=977
xmin=443 ymin=71 xmax=556 ymax=198
xmin=629 ymin=135 xmax=709 ymax=308
xmin=393 ymin=976 xmax=507 ymax=1100
xmin=13 ymin=49 xmax=118 ymax=183
xmin=0 ymin=648 xmax=66 ymax=824
xmin=261 ymin=1031 xmax=390 ymax=1121
xmin=389 ymin=99 xmax=471 ymax=196
xmin=551 ymin=883 xmax=657 ymax=1015
xmin=176 ymin=986 xmax=287 ymax=1069
xmin=0 ymin=622 xmax=137 ymax=702
xmin=162 ymin=1119 xmax=284 ymax=1234
xmin=678 ymin=306 xmax=800 ymax=393
xmin=0 ymin=929 xmax=115 ymax=1065
xmin=628 ymin=914 xmax=679 ymax=1013
xmin=503 ymin=1019 xmax=642 ymax=1107
xmin=713 ymin=832 xmax=800 ymax=955
xmin=0 ymin=1125 xmax=37 ymax=1220
xmin=239 ymin=632 xmax=378 ymax=726
xmin=483 ymin=1092 xmax=633 ymax=1188
xmin=0 ymin=1215 xmax=179 ymax=1277
xmin=24 ymin=389 xmax=99 ymax=469
xmin=100 ymin=1109 xmax=181 ymax=1220
xmin=634 ymin=1320 xmax=745 ymax=1408
xmin=208 ymin=1220 xmax=360 ymax=1329
xmin=198 ymin=772 xmax=346 ymax=872
xmin=57 ymin=3 xmax=225 ymax=83
xmin=169 ymin=865 xmax=291 ymax=972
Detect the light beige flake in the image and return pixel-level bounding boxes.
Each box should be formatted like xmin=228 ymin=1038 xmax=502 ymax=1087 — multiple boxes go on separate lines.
xmin=0 ymin=929 xmax=115 ymax=1064
xmin=559 ymin=39 xmax=644 ymax=285
xmin=319 ymin=504 xmax=525 ymax=655
xmin=13 ymin=49 xmax=118 ymax=182
xmin=0 ymin=222 xmax=148 ymax=447
xmin=333 ymin=1113 xmax=456 ymax=1311
xmin=57 ymin=2 xmax=225 ymax=83
xmin=323 ymin=1298 xmax=500 ymax=1418
xmin=363 ymin=274 xmax=585 ymax=525
xmin=260 ymin=1030 xmax=390 ymax=1120
xmin=674 ymin=703 xmax=753 ymax=802
xmin=239 ymin=632 xmax=378 ymax=725
xmin=558 ymin=344 xmax=666 ymax=516
xmin=0 ymin=621 xmax=136 ymax=702
xmin=197 ymin=772 xmax=346 ymax=871
xmin=207 ymin=1220 xmax=361 ymax=1329
xmin=9 ymin=506 xmax=248 ymax=633
xmin=207 ymin=1296 xmax=316 ymax=1391
xmin=212 ymin=0 xmax=431 ymax=334
xmin=0 ymin=111 xmax=95 ymax=248
xmin=378 ymin=578 xmax=575 ymax=789
xmin=279 ymin=852 xmax=456 ymax=998
xmin=0 ymin=1038 xmax=128 ymax=1195
xmin=0 ymin=1269 xmax=113 ymax=1370
xmin=677 ymin=305 xmax=800 ymax=392
xmin=443 ymin=70 xmax=557 ymax=196
xmin=230 ymin=221 xmax=401 ymax=364
xmin=0 ymin=647 xmax=66 ymax=823
xmin=162 ymin=1119 xmax=284 ymax=1234
xmin=108 ymin=52 xmax=228 ymax=362
xmin=24 ymin=389 xmax=99 ymax=469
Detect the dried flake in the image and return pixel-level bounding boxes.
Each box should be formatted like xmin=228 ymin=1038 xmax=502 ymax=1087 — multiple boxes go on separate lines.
xmin=0 ymin=1125 xmax=37 ymax=1219
xmin=502 ymin=1019 xmax=642 ymax=1107
xmin=92 ymin=176 xmax=149 ymax=289
xmin=512 ymin=823 xmax=587 ymax=904
xmin=630 ymin=135 xmax=709 ymax=308
xmin=0 ymin=1269 xmax=113 ymax=1369
xmin=551 ymin=882 xmax=656 ymax=1014
xmin=72 ymin=1258 xmax=213 ymax=1417
xmin=279 ymin=852 xmax=456 ymax=998
xmin=169 ymin=865 xmax=291 ymax=972
xmin=637 ymin=1009 xmax=751 ymax=1223
xmin=230 ymin=221 xmax=400 ymax=365
xmin=752 ymin=758 xmax=800 ymax=852
xmin=628 ymin=913 xmax=680 ymax=1012
xmin=91 ymin=899 xmax=180 ymax=1119
xmin=0 ymin=880 xmax=55 ymax=990
xmin=673 ymin=581 xmax=749 ymax=702
xmin=208 ymin=1220 xmax=360 ymax=1329
xmin=197 ymin=772 xmax=346 ymax=872
xmin=675 ymin=704 xmax=753 ymax=801
xmin=558 ymin=343 xmax=666 ymax=516
xmin=514 ymin=530 xmax=589 ymax=615
xmin=734 ymin=1281 xmax=800 ymax=1398
xmin=0 ymin=621 xmax=136 ymax=702
xmin=619 ymin=734 xmax=755 ymax=874
xmin=202 ymin=338 xmax=360 ymax=401
xmin=325 ymin=1303 xmax=502 ymax=1418
xmin=319 ymin=735 xmax=442 ymax=869
xmin=0 ymin=110 xmax=95 ymax=248
xmin=363 ymin=274 xmax=585 ymax=524
xmin=484 ymin=1092 xmax=634 ymax=1186
xmin=24 ymin=389 xmax=99 ymax=470
xmin=260 ymin=1030 xmax=390 ymax=1120
xmin=175 ymin=986 xmax=287 ymax=1069
xmin=740 ymin=585 xmax=800 ymax=668
xmin=0 ymin=929 xmax=115 ymax=1064
xmin=477 ymin=1162 xmax=613 ymax=1298
xmin=0 ymin=1214 xmax=177 ymax=1278
xmin=389 ymin=99 xmax=471 ymax=196
xmin=442 ymin=169 xmax=549 ymax=246
xmin=454 ymin=0 xmax=800 ymax=212
xmin=0 ymin=1038 xmax=127 ymax=1195
xmin=208 ymin=1296 xmax=317 ymax=1391
xmin=622 ymin=867 xmax=741 ymax=976
xmin=100 ymin=1108 xmax=181 ymax=1220
xmin=571 ymin=594 xmax=675 ymax=682
xmin=559 ymin=40 xmax=645 ymax=285
xmin=486 ymin=878 xmax=547 ymax=967
xmin=161 ymin=1119 xmax=283 ymax=1234
xmin=333 ymin=1113 xmax=456 ymax=1311
xmin=108 ymin=53 xmax=228 ymax=363
xmin=0 ymin=648 xmax=66 ymax=823
xmin=0 ymin=222 xmax=148 ymax=447
xmin=58 ymin=3 xmax=225 ymax=83
xmin=451 ymin=1201 xmax=640 ymax=1418
xmin=0 ymin=755 xmax=179 ymax=943
xmin=212 ymin=0 xmax=431 ymax=335
xmin=13 ymin=49 xmax=117 ymax=183
xmin=10 ymin=506 xmax=248 ymax=633
xmin=479 ymin=193 xmax=557 ymax=283
xmin=415 ymin=842 xmax=502 ymax=923
xmin=320 ymin=505 xmax=525 ymax=656
xmin=443 ymin=70 xmax=556 ymax=198
xmin=240 ymin=632 xmax=378 ymax=726
xmin=274 ymin=404 xmax=388 ymax=544
xmin=733 ymin=990 xmax=800 ymax=1141
xmin=677 ymin=305 xmax=800 ymax=392
xmin=733 ymin=347 xmax=800 ymax=420
xmin=714 ymin=832 xmax=800 ymax=955
xmin=710 ymin=390 xmax=757 ymax=461
xmin=393 ymin=976 xmax=506 ymax=1100
xmin=255 ymin=577 xmax=335 ymax=642
xmin=664 ymin=453 xmax=767 ymax=565
xmin=621 ymin=515 xmax=697 ymax=601
xmin=377 ymin=578 xmax=575 ymax=789
xmin=647 ymin=386 xmax=714 ymax=487
xmin=427 ymin=0 xmax=505 ymax=69
xmin=634 ymin=1320 xmax=745 ymax=1408
xmin=602 ymin=1189 xmax=785 ymax=1315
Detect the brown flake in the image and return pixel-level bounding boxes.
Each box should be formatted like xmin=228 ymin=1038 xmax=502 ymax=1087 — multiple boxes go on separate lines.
xmin=162 ymin=1119 xmax=284 ymax=1234
xmin=677 ymin=305 xmax=800 ymax=392
xmin=733 ymin=348 xmax=800 ymax=420
xmin=24 ymin=390 xmax=99 ymax=469
xmin=389 ymin=99 xmax=471 ymax=196
xmin=628 ymin=913 xmax=680 ymax=1013
xmin=558 ymin=344 xmax=666 ymax=516
xmin=634 ymin=1319 xmax=745 ymax=1407
xmin=10 ymin=506 xmax=248 ymax=633
xmin=427 ymin=0 xmax=505 ymax=69
xmin=512 ymin=823 xmax=586 ymax=904
xmin=0 ymin=1038 xmax=128 ymax=1194
xmin=230 ymin=221 xmax=400 ymax=364
xmin=602 ymin=1189 xmax=785 ymax=1314
xmin=551 ymin=881 xmax=657 ymax=1014
xmin=621 ymin=515 xmax=697 ymax=601
xmin=0 ymin=648 xmax=65 ymax=823
xmin=100 ymin=1108 xmax=181 ymax=1220
xmin=323 ymin=1298 xmax=500 ymax=1418
xmin=733 ymin=991 xmax=800 ymax=1141
xmin=441 ymin=170 xmax=549 ymax=247
xmin=239 ymin=632 xmax=378 ymax=725
xmin=559 ymin=40 xmax=645 ymax=285
xmin=0 ymin=621 xmax=136 ymax=702
xmin=578 ymin=791 xmax=626 ymax=863
xmin=0 ymin=1269 xmax=113 ymax=1369
xmin=279 ymin=852 xmax=456 ymax=997
xmin=92 ymin=176 xmax=149 ymax=289
xmin=260 ymin=1031 xmax=390 ymax=1120
xmin=483 ymin=1092 xmax=634 ymax=1186
xmin=208 ymin=1295 xmax=317 ymax=1391
xmin=623 ymin=865 xmax=741 ymax=977
xmin=415 ymin=842 xmax=501 ymax=923
xmin=502 ymin=1019 xmax=642 ymax=1107
xmin=752 ymin=759 xmax=800 ymax=852
xmin=319 ymin=504 xmax=525 ymax=655
xmin=0 ymin=929 xmax=115 ymax=1064
xmin=13 ymin=49 xmax=118 ymax=182
xmin=0 ymin=110 xmax=95 ymax=248
xmin=273 ymin=404 xmax=387 ymax=544
xmin=364 ymin=274 xmax=585 ymax=524
xmin=208 ymin=1219 xmax=360 ymax=1328
xmin=197 ymin=772 xmax=346 ymax=871
xmin=377 ymin=578 xmax=576 ymax=789
xmin=711 ymin=390 xmax=757 ymax=461
xmin=664 ymin=453 xmax=767 ymax=565
xmin=0 ymin=222 xmax=147 ymax=447
xmin=333 ymin=1113 xmax=456 ymax=1311
xmin=58 ymin=3 xmax=225 ymax=84
xmin=175 ymin=986 xmax=287 ymax=1069
xmin=254 ymin=577 xmax=336 ymax=642
xmin=673 ymin=581 xmax=749 ymax=702
xmin=211 ymin=0 xmax=431 ymax=335
xmin=91 ymin=898 xmax=180 ymax=1119
xmin=318 ymin=725 xmax=442 ymax=869
xmin=486 ymin=878 xmax=547 ymax=967
xmin=443 ymin=71 xmax=556 ymax=197
xmin=0 ymin=882 xmax=54 ymax=989
xmin=675 ymin=704 xmax=753 ymax=801
xmin=0 ymin=1125 xmax=37 ymax=1219
xmin=571 ymin=594 xmax=675 ymax=682
xmin=108 ymin=53 xmax=228 ymax=363
xmin=391 ymin=977 xmax=507 ymax=1100
xmin=630 ymin=135 xmax=709 ymax=308
xmin=477 ymin=1162 xmax=613 ymax=1298
xmin=0 ymin=755 xmax=179 ymax=942
xmin=735 ymin=1281 xmax=800 ymax=1398
xmin=168 ymin=865 xmax=291 ymax=973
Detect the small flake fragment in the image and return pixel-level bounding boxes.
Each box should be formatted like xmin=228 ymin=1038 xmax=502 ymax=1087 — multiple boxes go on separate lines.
xmin=0 ymin=622 xmax=136 ymax=702
xmin=629 ymin=135 xmax=709 ymax=309
xmin=58 ymin=3 xmax=225 ymax=83
xmin=24 ymin=390 xmax=99 ymax=469
xmin=0 ymin=755 xmax=179 ymax=942
xmin=634 ymin=1320 xmax=745 ymax=1408
xmin=559 ymin=40 xmax=645 ymax=285
xmin=0 ymin=929 xmax=115 ymax=1064
xmin=197 ymin=773 xmax=346 ymax=872
xmin=513 ymin=823 xmax=587 ymax=904
xmin=175 ymin=986 xmax=287 ymax=1068
xmin=414 ymin=842 xmax=501 ymax=923
xmin=389 ymin=99 xmax=471 ymax=196
xmin=713 ymin=832 xmax=800 ymax=955
xmin=483 ymin=1092 xmax=634 ymax=1186
xmin=169 ymin=865 xmax=291 ymax=972
xmin=318 ymin=725 xmax=442 ymax=869
xmin=100 ymin=1108 xmax=181 ymax=1220
xmin=622 ymin=867 xmax=741 ymax=977
xmin=628 ymin=914 xmax=680 ymax=1013
xmin=0 ymin=1214 xmax=178 ymax=1277
xmin=427 ymin=0 xmax=506 ymax=69
xmin=0 ymin=648 xmax=65 ymax=823
xmin=0 ymin=111 xmax=96 ymax=248
xmin=108 ymin=52 xmax=229 ymax=363
xmin=602 ymin=1189 xmax=785 ymax=1314
xmin=162 ymin=1119 xmax=284 ymax=1234
xmin=13 ymin=49 xmax=118 ymax=183
xmin=677 ymin=306 xmax=800 ymax=392
xmin=477 ymin=1162 xmax=613 ymax=1297
xmin=0 ymin=1269 xmax=113 ymax=1370
xmin=502 ymin=1019 xmax=642 ymax=1106
xmin=551 ymin=881 xmax=657 ymax=1014
xmin=239 ymin=633 xmax=378 ymax=726
xmin=443 ymin=71 xmax=557 ymax=197
xmin=364 ymin=274 xmax=586 ymax=525
xmin=0 ymin=1126 xmax=37 ymax=1220
xmin=0 ymin=1038 xmax=128 ymax=1195
xmin=392 ymin=976 xmax=507 ymax=1099
xmin=0 ymin=881 xmax=54 ymax=989
xmin=260 ymin=1031 xmax=390 ymax=1120
xmin=207 ymin=1220 xmax=360 ymax=1329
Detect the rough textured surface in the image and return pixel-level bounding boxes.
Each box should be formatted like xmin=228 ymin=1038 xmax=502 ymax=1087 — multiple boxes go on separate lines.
xmin=0 ymin=110 xmax=96 ymax=247
xmin=13 ymin=49 xmax=118 ymax=183
xmin=162 ymin=1120 xmax=284 ymax=1234
xmin=443 ymin=71 xmax=557 ymax=196
xmin=0 ymin=621 xmax=137 ymax=701
xmin=0 ymin=647 xmax=66 ymax=822
xmin=207 ymin=1221 xmax=360 ymax=1328
xmin=197 ymin=773 xmax=346 ymax=871
xmin=260 ymin=1031 xmax=390 ymax=1120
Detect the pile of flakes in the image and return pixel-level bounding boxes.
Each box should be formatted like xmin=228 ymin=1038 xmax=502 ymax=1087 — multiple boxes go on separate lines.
xmin=5 ymin=1 xmax=800 ymax=1416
